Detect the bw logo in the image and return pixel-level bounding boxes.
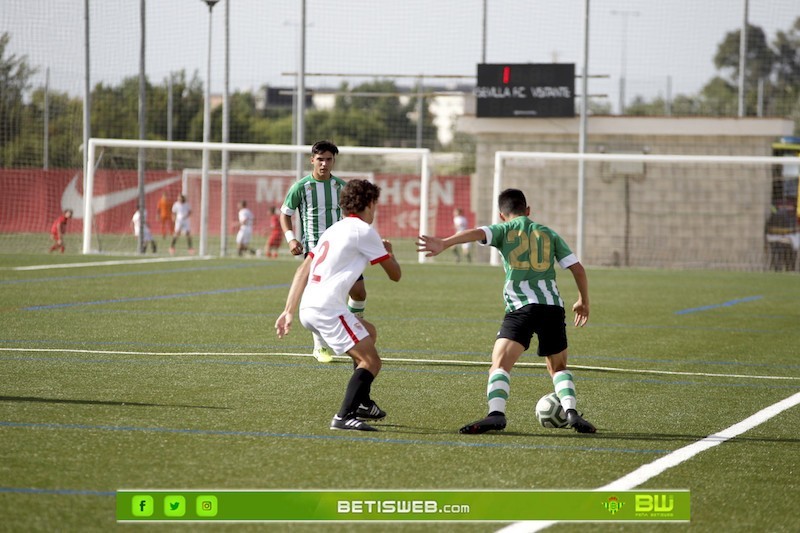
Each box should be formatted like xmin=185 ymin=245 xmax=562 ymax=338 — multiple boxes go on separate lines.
xmin=635 ymin=494 xmax=674 ymax=512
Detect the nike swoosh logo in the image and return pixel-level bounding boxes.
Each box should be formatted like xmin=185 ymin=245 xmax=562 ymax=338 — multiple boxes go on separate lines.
xmin=62 ymin=174 xmax=182 ymax=219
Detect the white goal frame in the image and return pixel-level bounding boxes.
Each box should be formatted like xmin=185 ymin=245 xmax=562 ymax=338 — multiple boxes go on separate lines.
xmin=83 ymin=138 xmax=432 ymax=261
xmin=492 ymin=151 xmax=799 ymax=268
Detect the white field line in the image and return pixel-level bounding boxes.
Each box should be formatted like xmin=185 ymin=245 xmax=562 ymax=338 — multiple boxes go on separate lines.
xmin=11 ymin=256 xmax=211 ymax=271
xmin=1 ymin=348 xmax=799 ymax=382
xmin=4 ymin=344 xmax=799 ymax=531
xmin=497 ymin=390 xmax=800 ymax=533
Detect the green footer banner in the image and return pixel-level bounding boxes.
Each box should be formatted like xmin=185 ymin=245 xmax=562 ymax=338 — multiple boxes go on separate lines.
xmin=117 ymin=490 xmax=690 ymax=522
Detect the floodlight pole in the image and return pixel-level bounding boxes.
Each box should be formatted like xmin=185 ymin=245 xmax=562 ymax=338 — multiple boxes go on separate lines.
xmin=577 ymin=0 xmax=590 ymax=262
xmin=481 ymin=0 xmax=487 ymax=63
xmin=137 ymin=0 xmax=147 ymax=254
xmin=82 ymin=0 xmax=91 ymax=250
xmin=294 ymin=0 xmax=307 ymax=182
xmin=200 ymin=0 xmax=220 ymax=257
xmin=220 ymin=0 xmax=230 ymax=256
xmin=738 ymin=0 xmax=748 ymax=117
xmin=610 ymin=9 xmax=638 ymax=115
xmin=44 ymin=67 xmax=49 ymax=170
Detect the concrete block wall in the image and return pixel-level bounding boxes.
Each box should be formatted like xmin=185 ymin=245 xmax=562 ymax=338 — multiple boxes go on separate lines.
xmin=456 ymin=116 xmax=792 ymax=270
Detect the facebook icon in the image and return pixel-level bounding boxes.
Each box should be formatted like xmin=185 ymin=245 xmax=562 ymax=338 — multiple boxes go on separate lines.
xmin=131 ymin=495 xmax=153 ymax=517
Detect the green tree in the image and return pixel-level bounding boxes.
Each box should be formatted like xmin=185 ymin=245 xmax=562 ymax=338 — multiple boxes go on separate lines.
xmin=149 ymin=70 xmax=204 ymax=142
xmin=91 ymin=77 xmax=141 ymax=140
xmin=0 ymin=32 xmax=37 ymax=167
xmin=713 ymin=24 xmax=776 ymax=87
xmin=771 ymin=17 xmax=800 ymax=127
xmin=327 ymin=80 xmax=435 ymax=147
xmin=5 ymin=89 xmax=83 ymax=168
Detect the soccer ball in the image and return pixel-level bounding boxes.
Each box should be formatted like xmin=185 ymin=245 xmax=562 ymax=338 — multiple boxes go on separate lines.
xmin=535 ymin=392 xmax=569 ymax=428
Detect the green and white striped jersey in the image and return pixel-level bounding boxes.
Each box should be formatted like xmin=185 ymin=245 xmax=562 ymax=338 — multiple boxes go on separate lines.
xmin=281 ymin=174 xmax=348 ymax=253
xmin=480 ymin=216 xmax=578 ymax=313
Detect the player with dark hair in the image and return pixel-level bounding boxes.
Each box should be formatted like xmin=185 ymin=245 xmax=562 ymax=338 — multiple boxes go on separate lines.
xmin=417 ymin=188 xmax=596 ymax=434
xmin=279 ymin=140 xmax=369 ymax=363
xmin=49 ymin=208 xmax=73 ymax=253
xmin=276 ymin=179 xmax=401 ymax=431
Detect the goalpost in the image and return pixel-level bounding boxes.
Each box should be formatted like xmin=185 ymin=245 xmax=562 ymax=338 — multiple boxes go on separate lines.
xmin=82 ymin=138 xmax=434 ymax=262
xmin=491 ymin=151 xmax=800 ymax=271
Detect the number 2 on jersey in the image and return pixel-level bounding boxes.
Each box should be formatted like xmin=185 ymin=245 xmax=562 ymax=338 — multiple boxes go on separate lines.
xmin=310 ymin=241 xmax=330 ymax=283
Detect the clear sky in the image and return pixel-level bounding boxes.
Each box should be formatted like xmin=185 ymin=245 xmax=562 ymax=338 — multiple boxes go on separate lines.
xmin=3 ymin=0 xmax=798 ymax=113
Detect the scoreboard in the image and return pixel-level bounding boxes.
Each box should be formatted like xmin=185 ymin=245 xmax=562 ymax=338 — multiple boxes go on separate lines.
xmin=475 ymin=63 xmax=575 ymax=118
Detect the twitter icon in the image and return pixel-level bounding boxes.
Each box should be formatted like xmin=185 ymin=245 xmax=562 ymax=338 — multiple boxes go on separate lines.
xmin=164 ymin=495 xmax=186 ymax=517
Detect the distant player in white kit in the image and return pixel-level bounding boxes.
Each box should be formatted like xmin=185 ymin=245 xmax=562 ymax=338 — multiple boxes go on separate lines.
xmin=275 ymin=179 xmax=402 ymax=431
xmin=131 ymin=205 xmax=156 ymax=253
xmin=169 ymin=194 xmax=194 ymax=255
xmin=235 ymin=200 xmax=256 ymax=256
xmin=452 ymin=208 xmax=471 ymax=262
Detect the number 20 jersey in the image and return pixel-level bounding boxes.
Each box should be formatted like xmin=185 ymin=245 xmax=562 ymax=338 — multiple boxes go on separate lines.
xmin=480 ymin=216 xmax=578 ymax=313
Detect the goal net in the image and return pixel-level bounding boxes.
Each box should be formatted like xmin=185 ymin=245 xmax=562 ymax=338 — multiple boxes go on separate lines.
xmin=71 ymin=138 xmax=472 ymax=262
xmin=488 ymin=151 xmax=799 ymax=272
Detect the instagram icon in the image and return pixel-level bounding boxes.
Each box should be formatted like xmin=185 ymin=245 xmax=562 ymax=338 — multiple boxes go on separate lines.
xmin=196 ymin=495 xmax=218 ymax=517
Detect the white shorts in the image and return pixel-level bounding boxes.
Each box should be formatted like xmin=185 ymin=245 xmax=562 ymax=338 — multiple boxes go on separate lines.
xmin=174 ymin=219 xmax=191 ymax=235
xmin=298 ymin=308 xmax=370 ymax=356
xmin=135 ymin=226 xmax=152 ymax=242
xmin=236 ymin=226 xmax=253 ymax=245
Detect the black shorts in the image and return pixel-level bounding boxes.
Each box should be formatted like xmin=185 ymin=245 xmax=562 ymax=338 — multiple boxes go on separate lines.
xmin=496 ymin=304 xmax=568 ymax=356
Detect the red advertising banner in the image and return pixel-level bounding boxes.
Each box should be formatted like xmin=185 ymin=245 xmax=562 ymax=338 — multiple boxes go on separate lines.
xmin=0 ymin=169 xmax=473 ymax=240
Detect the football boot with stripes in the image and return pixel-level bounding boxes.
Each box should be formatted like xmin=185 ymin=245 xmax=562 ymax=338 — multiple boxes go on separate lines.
xmin=330 ymin=414 xmax=378 ymax=432
xmin=355 ymin=401 xmax=386 ymax=421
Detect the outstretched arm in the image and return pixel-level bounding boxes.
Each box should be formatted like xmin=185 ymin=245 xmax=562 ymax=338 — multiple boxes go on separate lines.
xmin=275 ymin=255 xmax=313 ymax=338
xmin=416 ymin=228 xmax=485 ymax=257
xmin=567 ymin=262 xmax=590 ymax=327
xmin=378 ymin=239 xmax=401 ymax=281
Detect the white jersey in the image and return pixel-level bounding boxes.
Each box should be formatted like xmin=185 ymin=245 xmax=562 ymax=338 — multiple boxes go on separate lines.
xmin=300 ymin=215 xmax=390 ymax=313
xmin=172 ymin=201 xmax=191 ymax=233
xmin=238 ymin=207 xmax=254 ymax=228
xmin=131 ymin=209 xmax=148 ymax=236
xmin=236 ymin=207 xmax=254 ymax=245
xmin=453 ymin=214 xmax=468 ymax=232
xmin=453 ymin=213 xmax=471 ymax=252
xmin=132 ymin=209 xmax=152 ymax=241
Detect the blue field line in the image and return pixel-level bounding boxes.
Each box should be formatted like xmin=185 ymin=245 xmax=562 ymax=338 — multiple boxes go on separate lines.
xmin=22 ymin=283 xmax=289 ymax=311
xmin=0 ymin=486 xmax=114 ymax=497
xmin=586 ymin=322 xmax=773 ymax=334
xmin=0 ymin=420 xmax=668 ymax=455
xmin=675 ymin=295 xmax=763 ymax=315
xmin=0 ymin=263 xmax=261 ymax=285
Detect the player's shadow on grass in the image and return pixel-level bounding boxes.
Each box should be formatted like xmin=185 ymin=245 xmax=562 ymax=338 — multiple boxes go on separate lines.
xmin=0 ymin=395 xmax=230 ymax=410
xmin=374 ymin=423 xmax=467 ymax=436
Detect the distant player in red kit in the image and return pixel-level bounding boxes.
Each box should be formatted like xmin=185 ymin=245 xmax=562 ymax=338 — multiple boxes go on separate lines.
xmin=265 ymin=206 xmax=282 ymax=258
xmin=49 ymin=209 xmax=73 ymax=253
